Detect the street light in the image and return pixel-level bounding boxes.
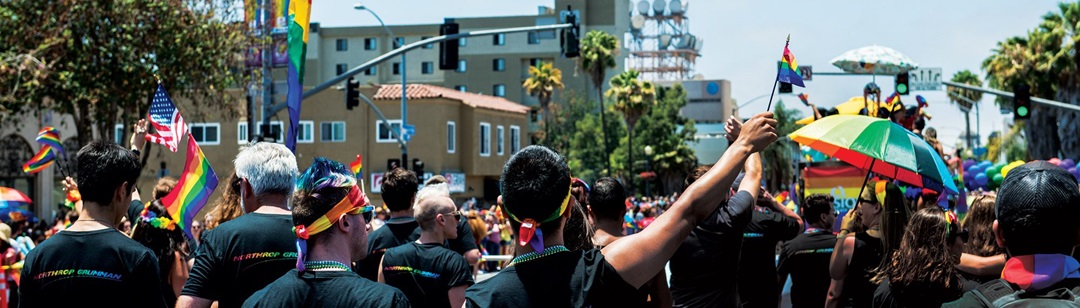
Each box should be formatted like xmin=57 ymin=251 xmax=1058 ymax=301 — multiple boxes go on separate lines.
xmin=355 ymin=3 xmax=409 ymax=167
xmin=643 ymin=145 xmax=653 ymax=198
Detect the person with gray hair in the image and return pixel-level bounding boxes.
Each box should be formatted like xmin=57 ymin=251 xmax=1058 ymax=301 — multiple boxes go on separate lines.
xmin=379 ymin=185 xmax=474 ymax=308
xmin=179 ymin=143 xmax=299 ymax=308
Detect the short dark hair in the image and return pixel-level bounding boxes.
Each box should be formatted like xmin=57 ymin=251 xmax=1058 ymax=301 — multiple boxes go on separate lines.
xmin=588 ymin=177 xmax=626 ymax=221
xmin=293 ymin=157 xmax=356 ymax=229
xmin=76 ymin=140 xmax=141 ymax=206
xmin=685 ymin=164 xmax=713 ymax=187
xmin=802 ymin=194 xmax=835 ymax=225
xmin=381 ymin=168 xmax=418 ymax=212
xmin=996 ymin=161 xmax=1080 ymax=255
xmin=500 ymin=145 xmax=571 ymax=237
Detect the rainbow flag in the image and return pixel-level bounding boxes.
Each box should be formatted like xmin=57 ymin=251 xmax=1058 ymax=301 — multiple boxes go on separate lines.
xmin=350 ymin=154 xmax=363 ymax=178
xmin=22 ymin=146 xmax=56 ymax=174
xmin=36 ymin=127 xmax=64 ymax=155
xmin=884 ymin=92 xmax=901 ymax=111
xmin=777 ymin=43 xmax=805 ymax=87
xmin=162 ymin=134 xmax=219 ymax=239
xmin=284 ymin=0 xmax=312 ymax=152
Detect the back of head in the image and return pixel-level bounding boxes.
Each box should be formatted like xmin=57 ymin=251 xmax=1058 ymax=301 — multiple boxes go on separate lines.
xmin=131 ymin=200 xmax=186 ymax=276
xmin=803 ymin=194 xmax=835 ymax=227
xmin=77 ymin=140 xmax=141 ymax=206
xmin=153 ymin=177 xmax=178 ymax=200
xmin=879 ymin=182 xmax=911 ymax=267
xmin=424 ymin=175 xmax=447 ymax=186
xmin=500 ymin=145 xmax=571 ymax=237
xmin=996 ymin=161 xmax=1080 ymax=255
xmin=381 ymin=168 xmax=419 ymax=212
xmin=414 ymin=184 xmax=454 ymax=231
xmin=233 ymin=142 xmax=298 ymax=198
xmin=961 ymin=194 xmax=1003 ymax=256
xmin=684 ymin=164 xmax=712 ymax=188
xmin=292 ymin=157 xmax=359 ymax=232
xmin=588 ymin=177 xmax=626 ymax=221
xmin=883 ymin=206 xmax=962 ymax=293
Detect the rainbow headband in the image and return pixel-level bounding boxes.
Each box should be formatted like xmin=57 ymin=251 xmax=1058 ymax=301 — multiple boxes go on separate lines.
xmin=292 ymin=185 xmax=371 ymax=272
xmin=503 ymin=182 xmax=573 ymax=253
xmin=140 ymin=205 xmax=177 ymax=231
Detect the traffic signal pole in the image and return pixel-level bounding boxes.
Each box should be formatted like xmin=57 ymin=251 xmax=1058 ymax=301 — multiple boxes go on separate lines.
xmin=941 ymin=81 xmax=1080 ymax=113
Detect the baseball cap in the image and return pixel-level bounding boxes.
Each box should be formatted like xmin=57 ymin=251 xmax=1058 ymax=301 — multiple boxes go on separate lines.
xmin=996 ymin=161 xmax=1080 ymax=255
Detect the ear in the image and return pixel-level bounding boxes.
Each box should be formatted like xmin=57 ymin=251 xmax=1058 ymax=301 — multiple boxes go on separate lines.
xmin=993 ymin=220 xmax=1006 ymax=249
xmin=114 ymin=182 xmax=130 ymax=205
xmin=337 ymin=214 xmax=351 ymax=233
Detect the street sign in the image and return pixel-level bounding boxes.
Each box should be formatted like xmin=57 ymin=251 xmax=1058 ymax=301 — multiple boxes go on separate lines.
xmin=908 ymin=67 xmax=942 ymax=91
xmin=799 ymin=65 xmax=812 ymax=81
xmin=404 ymin=124 xmax=416 ymax=135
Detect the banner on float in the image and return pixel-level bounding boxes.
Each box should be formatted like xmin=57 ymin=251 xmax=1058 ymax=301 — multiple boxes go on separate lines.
xmin=442 ymin=173 xmax=466 ymax=193
xmin=802 ymin=164 xmax=866 ymax=232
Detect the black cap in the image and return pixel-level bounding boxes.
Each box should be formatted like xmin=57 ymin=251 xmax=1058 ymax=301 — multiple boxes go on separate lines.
xmin=996 ymin=161 xmax=1080 ymax=255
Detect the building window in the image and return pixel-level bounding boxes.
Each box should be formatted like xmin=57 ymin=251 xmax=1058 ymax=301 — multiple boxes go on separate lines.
xmin=454 ymin=85 xmax=466 ymax=92
xmin=365 ymin=67 xmax=377 ymax=76
xmin=297 ymin=121 xmax=314 ymax=144
xmin=510 ymin=126 xmax=521 ymax=153
xmin=189 ymin=123 xmax=220 ymax=145
xmin=528 ymin=31 xmax=540 ymax=44
xmin=493 ymin=84 xmax=506 ymax=97
xmin=392 ymin=62 xmax=401 ymax=75
xmin=493 ymin=33 xmax=505 ymax=45
xmin=458 ymin=37 xmax=467 ymax=47
xmin=456 ymin=60 xmax=467 ymax=73
xmin=336 ymin=63 xmax=348 ymax=75
xmin=493 ymin=58 xmax=505 ymax=71
xmin=496 ymin=125 xmax=505 ymax=156
xmin=336 ymin=39 xmax=348 ymax=51
xmin=114 ymin=124 xmax=124 ymax=144
xmin=238 ymin=121 xmax=284 ymax=144
xmin=320 ymin=121 xmax=346 ymax=142
xmin=376 ymin=120 xmax=403 ymax=143
xmin=479 ymin=122 xmax=491 ymax=157
xmin=529 ymin=58 xmax=543 ymax=67
xmin=421 ymin=62 xmax=434 ymax=74
xmin=421 ymin=36 xmax=433 ymax=49
xmin=364 ymin=38 xmax=376 ymax=50
xmin=393 ymin=37 xmax=403 ymax=48
xmin=447 ymin=121 xmax=456 ymax=154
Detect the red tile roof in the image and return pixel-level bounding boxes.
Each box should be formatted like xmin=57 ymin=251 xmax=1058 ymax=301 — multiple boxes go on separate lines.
xmin=372 ymin=84 xmax=530 ymax=114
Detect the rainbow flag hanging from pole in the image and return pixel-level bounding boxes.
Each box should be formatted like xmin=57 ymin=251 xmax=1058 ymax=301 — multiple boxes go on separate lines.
xmin=162 ymin=134 xmax=219 ymax=239
xmin=777 ymin=42 xmax=805 ymax=87
xmin=284 ymin=0 xmax=312 ymax=152
xmin=22 ymin=146 xmax=56 ymax=174
xmin=36 ymin=127 xmax=64 ymax=155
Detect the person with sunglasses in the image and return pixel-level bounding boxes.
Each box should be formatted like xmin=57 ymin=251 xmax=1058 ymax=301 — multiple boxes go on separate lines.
xmin=827 ymin=181 xmax=910 ymax=308
xmin=244 ymin=157 xmax=407 ymax=307
xmin=778 ymin=194 xmax=839 ymax=308
xmin=872 ymin=206 xmax=972 ymax=307
xmin=379 ymin=184 xmax=473 ymax=308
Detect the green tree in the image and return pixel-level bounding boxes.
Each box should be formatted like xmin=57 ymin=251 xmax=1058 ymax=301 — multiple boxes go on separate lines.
xmin=629 ymin=84 xmax=697 ymax=196
xmin=761 ymin=100 xmax=801 ymax=192
xmin=522 ymin=61 xmax=564 ymax=137
xmin=947 ymin=70 xmax=983 ymax=149
xmin=579 ymin=30 xmax=619 ymax=173
xmin=606 ymin=70 xmax=656 ymax=195
xmin=0 ymin=0 xmax=246 ymax=146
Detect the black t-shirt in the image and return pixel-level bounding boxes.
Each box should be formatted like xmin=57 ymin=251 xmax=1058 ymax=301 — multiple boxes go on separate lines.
xmin=243 ymin=269 xmax=409 ymax=308
xmin=777 ymin=229 xmax=837 ymax=308
xmin=182 ymin=213 xmax=295 ymax=308
xmin=128 ymin=200 xmax=145 ymax=224
xmin=382 ymin=242 xmax=474 ymax=307
xmin=739 ymin=208 xmax=801 ymax=308
xmin=669 ymin=190 xmax=755 ymax=308
xmin=873 ymin=277 xmax=973 ymax=308
xmin=466 ymin=249 xmax=637 ymax=307
xmin=356 ymin=216 xmax=478 ymax=280
xmin=20 ymin=228 xmax=166 ymax=307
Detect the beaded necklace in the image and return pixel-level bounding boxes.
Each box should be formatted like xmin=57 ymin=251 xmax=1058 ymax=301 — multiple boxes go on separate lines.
xmin=509 ymin=245 xmax=569 ymax=266
xmin=303 ymin=260 xmax=352 ymax=271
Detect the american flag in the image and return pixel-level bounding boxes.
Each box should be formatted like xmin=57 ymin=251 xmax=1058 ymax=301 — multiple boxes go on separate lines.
xmin=145 ymin=84 xmax=186 ymax=152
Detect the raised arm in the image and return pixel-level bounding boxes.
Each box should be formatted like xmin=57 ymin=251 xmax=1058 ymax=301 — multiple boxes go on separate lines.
xmin=603 ymin=112 xmax=777 ymax=288
xmin=760 ymin=190 xmax=804 ymax=231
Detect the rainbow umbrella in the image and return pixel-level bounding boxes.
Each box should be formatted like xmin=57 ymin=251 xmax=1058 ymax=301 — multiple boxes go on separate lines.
xmin=0 ymin=187 xmax=32 ymax=209
xmin=789 ymin=115 xmax=957 ymax=194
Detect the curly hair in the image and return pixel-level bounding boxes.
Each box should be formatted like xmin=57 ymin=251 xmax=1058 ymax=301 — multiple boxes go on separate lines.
xmin=962 ymin=194 xmax=1003 ymax=257
xmin=876 ymin=206 xmax=964 ymax=302
xmin=205 ymin=172 xmax=243 ymax=230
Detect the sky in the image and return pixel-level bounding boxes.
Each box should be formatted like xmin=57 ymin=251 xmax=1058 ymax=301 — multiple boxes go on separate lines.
xmin=310 ymin=0 xmax=1066 ymax=151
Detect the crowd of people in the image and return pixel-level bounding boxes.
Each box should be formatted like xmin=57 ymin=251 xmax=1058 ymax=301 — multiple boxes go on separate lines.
xmin=5 ymin=108 xmax=1080 ymax=308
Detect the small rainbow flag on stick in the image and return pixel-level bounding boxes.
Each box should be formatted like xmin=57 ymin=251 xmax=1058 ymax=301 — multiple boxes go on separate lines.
xmin=36 ymin=127 xmax=64 ymax=155
xmin=777 ymin=36 xmax=805 ymax=88
xmin=350 ymin=155 xmax=363 ymax=178
xmin=22 ymin=146 xmax=56 ymax=174
xmin=162 ymin=134 xmax=219 ymax=239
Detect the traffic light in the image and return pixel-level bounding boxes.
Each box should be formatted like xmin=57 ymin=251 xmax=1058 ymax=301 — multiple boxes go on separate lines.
xmin=412 ymin=159 xmax=425 ymax=179
xmin=560 ymin=7 xmax=580 ymax=58
xmin=1014 ymin=84 xmax=1031 ymax=120
xmin=345 ymin=77 xmax=360 ymax=110
xmin=895 ymin=72 xmax=910 ymax=95
xmin=779 ymin=82 xmax=793 ymax=94
xmin=439 ymin=19 xmax=459 ymax=70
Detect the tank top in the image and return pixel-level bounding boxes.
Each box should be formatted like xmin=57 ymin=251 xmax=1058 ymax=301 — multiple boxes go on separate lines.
xmin=842 ymin=231 xmax=883 ymax=308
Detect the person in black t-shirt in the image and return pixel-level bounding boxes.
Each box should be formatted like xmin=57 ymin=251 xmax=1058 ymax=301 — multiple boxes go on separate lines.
xmin=380 ymin=184 xmax=473 ymax=307
xmin=739 ymin=190 xmax=803 ymax=308
xmin=179 ymin=143 xmax=299 ymax=308
xmin=21 ymin=140 xmax=166 ymax=308
xmin=778 ymin=194 xmax=838 ymax=308
xmin=244 ymin=157 xmax=408 ymax=307
xmin=466 ymin=111 xmax=777 ymax=307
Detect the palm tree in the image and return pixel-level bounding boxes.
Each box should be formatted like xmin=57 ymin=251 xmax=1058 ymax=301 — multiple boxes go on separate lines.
xmin=982 ymin=30 xmax=1062 ymax=160
xmin=946 ymin=70 xmax=983 ymax=149
xmin=1039 ymin=2 xmax=1080 ymax=160
xmin=607 ymin=70 xmax=656 ymax=195
xmin=579 ymin=30 xmax=619 ymax=174
xmin=522 ymin=61 xmax=564 ymax=140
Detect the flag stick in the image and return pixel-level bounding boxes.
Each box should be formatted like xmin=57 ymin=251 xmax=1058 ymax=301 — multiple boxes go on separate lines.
xmin=765 ymin=35 xmax=791 ymax=112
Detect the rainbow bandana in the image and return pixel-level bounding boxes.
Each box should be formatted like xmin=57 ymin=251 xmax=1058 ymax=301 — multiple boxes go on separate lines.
xmin=292 ymin=185 xmax=373 ymax=272
xmin=504 ymin=183 xmax=573 ymax=253
xmin=1002 ymin=254 xmax=1080 ymax=291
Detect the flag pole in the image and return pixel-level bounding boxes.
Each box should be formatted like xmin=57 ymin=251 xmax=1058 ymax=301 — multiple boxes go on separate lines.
xmin=765 ymin=34 xmax=791 ymax=112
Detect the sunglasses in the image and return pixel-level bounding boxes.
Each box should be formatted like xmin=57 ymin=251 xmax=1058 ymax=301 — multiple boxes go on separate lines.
xmin=347 ymin=205 xmax=376 ymax=222
xmin=443 ymin=211 xmax=463 ymax=221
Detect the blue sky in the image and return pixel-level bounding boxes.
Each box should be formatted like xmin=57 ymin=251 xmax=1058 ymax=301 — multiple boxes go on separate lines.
xmin=311 ymin=0 xmax=1065 ymax=151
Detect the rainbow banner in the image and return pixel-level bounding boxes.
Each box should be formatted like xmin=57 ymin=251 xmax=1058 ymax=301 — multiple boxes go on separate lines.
xmin=802 ymin=163 xmax=866 ymax=232
xmin=22 ymin=146 xmax=56 ymax=174
xmin=162 ymin=134 xmax=219 ymax=239
xmin=284 ymin=0 xmax=312 ymax=152
xmin=36 ymin=127 xmax=64 ymax=155
xmin=777 ymin=42 xmax=805 ymax=87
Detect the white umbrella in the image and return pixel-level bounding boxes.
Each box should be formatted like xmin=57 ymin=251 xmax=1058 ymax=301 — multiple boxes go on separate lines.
xmin=831 ymin=45 xmax=919 ymax=75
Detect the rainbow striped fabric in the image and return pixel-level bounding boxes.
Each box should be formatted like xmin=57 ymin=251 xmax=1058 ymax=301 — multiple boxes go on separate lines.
xmin=350 ymin=155 xmax=363 ymax=178
xmin=36 ymin=127 xmax=64 ymax=155
xmin=162 ymin=134 xmax=219 ymax=239
xmin=284 ymin=0 xmax=312 ymax=152
xmin=777 ymin=45 xmax=805 ymax=87
xmin=22 ymin=146 xmax=56 ymax=174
